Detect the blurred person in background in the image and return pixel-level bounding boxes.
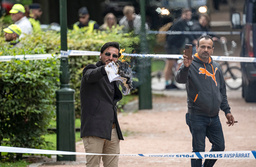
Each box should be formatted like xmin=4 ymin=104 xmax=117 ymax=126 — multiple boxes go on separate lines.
xmin=10 ymin=4 xmax=32 ymax=38
xmin=28 ymin=3 xmax=43 ymax=32
xmin=119 ymin=5 xmax=148 ymax=34
xmin=164 ymin=8 xmax=194 ymax=89
xmin=73 ymin=6 xmax=99 ymax=32
xmin=3 ymin=24 xmax=22 ymax=48
xmin=191 ymin=14 xmax=222 ymax=54
xmin=99 ymin=13 xmax=117 ymax=31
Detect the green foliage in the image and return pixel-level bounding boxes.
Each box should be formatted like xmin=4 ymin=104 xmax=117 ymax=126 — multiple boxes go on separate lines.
xmin=0 ymin=160 xmax=29 ymax=167
xmin=0 ymin=58 xmax=59 ymax=160
xmin=16 ymin=0 xmax=33 ymax=5
xmin=0 ymin=15 xmax=12 ymax=30
xmin=0 ymin=31 xmax=60 ymax=55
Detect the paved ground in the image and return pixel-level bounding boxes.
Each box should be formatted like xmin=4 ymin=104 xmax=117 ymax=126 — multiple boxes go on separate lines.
xmin=32 ymin=85 xmax=256 ymax=167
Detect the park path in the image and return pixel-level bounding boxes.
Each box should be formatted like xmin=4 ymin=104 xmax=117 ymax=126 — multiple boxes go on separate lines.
xmin=36 ymin=89 xmax=256 ymax=167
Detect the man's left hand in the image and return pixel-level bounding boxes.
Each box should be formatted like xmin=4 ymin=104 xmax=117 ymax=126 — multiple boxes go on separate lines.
xmin=226 ymin=113 xmax=235 ymax=126
xmin=117 ymin=61 xmax=133 ymax=89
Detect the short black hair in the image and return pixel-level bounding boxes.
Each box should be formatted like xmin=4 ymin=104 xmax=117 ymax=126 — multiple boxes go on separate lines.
xmin=197 ymin=35 xmax=214 ymax=47
xmin=78 ymin=7 xmax=88 ymax=16
xmin=100 ymin=42 xmax=120 ymax=56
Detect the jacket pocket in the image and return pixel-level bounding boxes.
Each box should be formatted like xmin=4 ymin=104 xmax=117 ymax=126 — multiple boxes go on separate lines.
xmin=193 ymin=91 xmax=212 ymax=112
xmin=193 ymin=94 xmax=198 ymax=102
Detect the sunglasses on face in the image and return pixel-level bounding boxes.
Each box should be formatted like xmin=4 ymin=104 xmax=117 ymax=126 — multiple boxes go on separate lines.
xmin=105 ymin=52 xmax=119 ymax=58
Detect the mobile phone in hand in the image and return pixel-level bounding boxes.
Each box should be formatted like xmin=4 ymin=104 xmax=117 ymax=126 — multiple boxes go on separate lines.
xmin=185 ymin=44 xmax=192 ymax=60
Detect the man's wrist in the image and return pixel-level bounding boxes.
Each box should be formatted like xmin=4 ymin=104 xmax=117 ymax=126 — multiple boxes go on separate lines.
xmin=225 ymin=111 xmax=231 ymax=115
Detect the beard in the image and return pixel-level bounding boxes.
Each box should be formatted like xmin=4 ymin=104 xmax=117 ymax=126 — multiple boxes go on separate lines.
xmin=200 ymin=52 xmax=210 ymax=59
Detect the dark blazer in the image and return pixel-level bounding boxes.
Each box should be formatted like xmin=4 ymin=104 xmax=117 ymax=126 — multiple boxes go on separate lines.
xmin=80 ymin=61 xmax=124 ymax=140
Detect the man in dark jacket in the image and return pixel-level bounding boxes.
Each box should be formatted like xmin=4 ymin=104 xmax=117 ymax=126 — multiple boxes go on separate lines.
xmin=175 ymin=35 xmax=236 ymax=167
xmin=80 ymin=42 xmax=124 ymax=167
xmin=164 ymin=8 xmax=195 ymax=89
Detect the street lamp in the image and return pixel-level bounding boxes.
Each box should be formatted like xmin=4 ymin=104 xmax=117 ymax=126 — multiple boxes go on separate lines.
xmin=56 ymin=0 xmax=76 ymax=161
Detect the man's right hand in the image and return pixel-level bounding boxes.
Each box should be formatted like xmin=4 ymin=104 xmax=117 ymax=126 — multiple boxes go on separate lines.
xmin=183 ymin=50 xmax=193 ymax=67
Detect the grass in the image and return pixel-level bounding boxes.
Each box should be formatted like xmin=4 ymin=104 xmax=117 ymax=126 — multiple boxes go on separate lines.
xmin=49 ymin=118 xmax=81 ymax=129
xmin=0 ymin=160 xmax=29 ymax=167
xmin=45 ymin=118 xmax=81 ymax=150
xmin=151 ymin=59 xmax=165 ymax=72
xmin=44 ymin=118 xmax=81 ymax=150
xmin=44 ymin=132 xmax=81 ymax=150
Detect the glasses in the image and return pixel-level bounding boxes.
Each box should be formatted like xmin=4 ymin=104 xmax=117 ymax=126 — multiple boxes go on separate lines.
xmin=105 ymin=52 xmax=119 ymax=58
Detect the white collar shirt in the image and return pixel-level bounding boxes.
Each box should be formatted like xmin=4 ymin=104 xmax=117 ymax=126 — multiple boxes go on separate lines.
xmin=15 ymin=16 xmax=33 ymax=39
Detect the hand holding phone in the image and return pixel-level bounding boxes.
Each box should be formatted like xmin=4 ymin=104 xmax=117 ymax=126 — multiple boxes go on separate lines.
xmin=185 ymin=44 xmax=192 ymax=60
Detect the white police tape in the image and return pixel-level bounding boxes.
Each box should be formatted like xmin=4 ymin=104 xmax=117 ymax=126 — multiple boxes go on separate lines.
xmin=147 ymin=30 xmax=241 ymax=35
xmin=66 ymin=50 xmax=256 ymax=63
xmin=0 ymin=146 xmax=255 ymax=160
xmin=0 ymin=54 xmax=59 ymax=62
xmin=1 ymin=51 xmax=256 ymax=63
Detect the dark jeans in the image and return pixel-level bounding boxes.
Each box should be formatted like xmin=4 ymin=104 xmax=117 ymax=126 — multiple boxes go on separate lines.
xmin=186 ymin=113 xmax=225 ymax=167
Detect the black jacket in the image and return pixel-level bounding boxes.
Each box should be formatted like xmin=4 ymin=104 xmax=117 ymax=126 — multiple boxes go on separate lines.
xmin=80 ymin=61 xmax=123 ymax=140
xmin=175 ymin=54 xmax=231 ymax=117
xmin=190 ymin=21 xmax=218 ymax=45
xmin=190 ymin=21 xmax=209 ymax=45
xmin=166 ymin=18 xmax=194 ymax=53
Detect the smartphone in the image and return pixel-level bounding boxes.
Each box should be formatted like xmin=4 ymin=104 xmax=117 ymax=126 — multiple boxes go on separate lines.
xmin=185 ymin=44 xmax=192 ymax=60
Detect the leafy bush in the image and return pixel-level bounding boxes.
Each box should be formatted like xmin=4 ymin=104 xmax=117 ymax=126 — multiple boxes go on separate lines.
xmin=0 ymin=58 xmax=59 ymax=160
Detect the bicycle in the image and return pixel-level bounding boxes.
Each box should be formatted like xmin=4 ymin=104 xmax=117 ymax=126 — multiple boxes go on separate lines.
xmin=219 ymin=37 xmax=242 ymax=90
